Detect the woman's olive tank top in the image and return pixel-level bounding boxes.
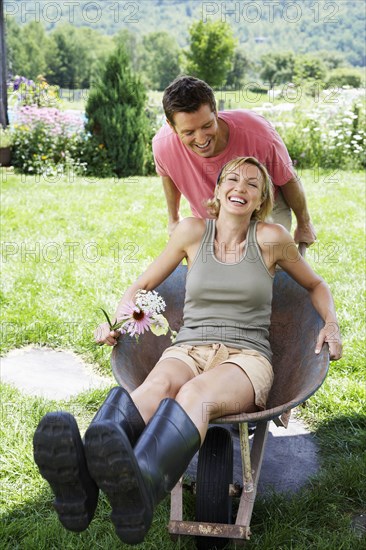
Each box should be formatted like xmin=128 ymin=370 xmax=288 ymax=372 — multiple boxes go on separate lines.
xmin=175 ymin=219 xmax=274 ymax=362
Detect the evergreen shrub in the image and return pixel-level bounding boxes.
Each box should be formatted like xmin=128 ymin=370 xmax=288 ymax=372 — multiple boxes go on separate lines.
xmin=85 ymin=45 xmax=151 ymax=177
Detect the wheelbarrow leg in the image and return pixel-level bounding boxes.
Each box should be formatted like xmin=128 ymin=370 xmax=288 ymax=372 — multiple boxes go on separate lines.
xmin=170 ymin=477 xmax=183 ymax=522
xmin=239 ymin=422 xmax=254 ymax=492
xmin=235 ymin=420 xmax=270 ymax=541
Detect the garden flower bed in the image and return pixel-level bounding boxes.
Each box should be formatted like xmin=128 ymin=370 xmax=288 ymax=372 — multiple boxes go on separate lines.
xmin=11 ymin=106 xmax=86 ymax=176
xmin=259 ymin=88 xmax=365 ymax=170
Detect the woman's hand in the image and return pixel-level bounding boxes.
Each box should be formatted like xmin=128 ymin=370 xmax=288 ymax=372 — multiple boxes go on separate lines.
xmin=94 ymin=322 xmax=120 ymax=347
xmin=315 ymin=322 xmax=343 ymax=361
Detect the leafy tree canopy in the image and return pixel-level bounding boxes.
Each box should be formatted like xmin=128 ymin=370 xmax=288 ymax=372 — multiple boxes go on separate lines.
xmin=259 ymin=51 xmax=295 ymax=89
xmin=6 ymin=18 xmax=48 ymax=79
xmin=294 ymin=54 xmax=327 ymax=83
xmin=46 ymin=24 xmax=88 ymax=88
xmin=140 ymin=32 xmax=181 ymax=91
xmin=185 ymin=20 xmax=236 ymax=87
xmin=225 ymin=48 xmax=252 ymax=90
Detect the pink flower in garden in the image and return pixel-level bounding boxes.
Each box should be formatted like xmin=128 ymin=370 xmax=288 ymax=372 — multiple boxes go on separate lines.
xmin=16 ymin=106 xmax=84 ymax=137
xmin=117 ymin=301 xmax=152 ymax=337
xmin=100 ymin=290 xmax=175 ymax=344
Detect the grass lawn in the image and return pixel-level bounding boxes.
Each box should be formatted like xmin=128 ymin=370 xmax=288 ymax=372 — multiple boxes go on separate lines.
xmin=0 ymin=168 xmax=365 ymax=549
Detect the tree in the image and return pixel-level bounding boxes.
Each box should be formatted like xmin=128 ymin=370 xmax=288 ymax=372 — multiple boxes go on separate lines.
xmin=325 ymin=68 xmax=363 ymax=89
xmin=6 ymin=18 xmax=48 ymax=79
xmin=78 ymin=27 xmax=114 ymax=88
xmin=85 ymin=45 xmax=150 ymax=177
xmin=316 ymin=50 xmax=347 ymax=71
xmin=292 ymin=54 xmax=327 ymax=97
xmin=259 ymin=52 xmax=295 ymax=89
xmin=225 ymin=49 xmax=251 ymax=89
xmin=185 ymin=20 xmax=236 ymax=88
xmin=293 ymin=54 xmax=326 ymax=85
xmin=140 ymin=32 xmax=181 ymax=90
xmin=113 ymin=29 xmax=142 ymax=74
xmin=46 ymin=24 xmax=91 ymax=88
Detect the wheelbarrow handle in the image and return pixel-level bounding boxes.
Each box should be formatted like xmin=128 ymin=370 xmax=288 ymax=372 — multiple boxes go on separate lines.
xmin=298 ymin=242 xmax=307 ymax=258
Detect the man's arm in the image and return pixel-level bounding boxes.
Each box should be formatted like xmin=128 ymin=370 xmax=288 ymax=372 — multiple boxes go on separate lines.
xmin=162 ymin=176 xmax=182 ymax=235
xmin=280 ymin=175 xmax=317 ymax=245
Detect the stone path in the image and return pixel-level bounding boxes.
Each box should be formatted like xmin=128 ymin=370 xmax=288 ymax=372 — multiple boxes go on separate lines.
xmin=187 ymin=416 xmax=320 ymax=495
xmin=1 ymin=346 xmax=112 ymax=400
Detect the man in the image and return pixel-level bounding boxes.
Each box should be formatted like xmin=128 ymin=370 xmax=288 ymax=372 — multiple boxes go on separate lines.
xmin=152 ymin=76 xmax=316 ymax=244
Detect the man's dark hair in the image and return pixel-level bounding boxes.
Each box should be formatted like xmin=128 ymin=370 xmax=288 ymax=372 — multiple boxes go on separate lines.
xmin=163 ymin=76 xmax=217 ymax=125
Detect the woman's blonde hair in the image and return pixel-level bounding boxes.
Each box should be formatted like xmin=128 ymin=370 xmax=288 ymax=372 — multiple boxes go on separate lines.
xmin=205 ymin=157 xmax=274 ymax=221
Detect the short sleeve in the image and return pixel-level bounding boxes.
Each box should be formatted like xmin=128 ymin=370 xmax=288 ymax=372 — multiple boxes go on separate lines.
xmin=264 ymin=133 xmax=294 ymax=187
xmin=152 ymin=136 xmax=168 ymax=177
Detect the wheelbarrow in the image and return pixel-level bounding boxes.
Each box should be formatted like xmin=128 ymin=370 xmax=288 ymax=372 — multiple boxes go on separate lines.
xmin=111 ymin=264 xmax=329 ymax=548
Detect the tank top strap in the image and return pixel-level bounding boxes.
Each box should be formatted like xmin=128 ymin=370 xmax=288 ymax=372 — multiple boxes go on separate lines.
xmin=247 ymin=219 xmax=258 ymax=247
xmin=204 ymin=218 xmax=215 ymax=245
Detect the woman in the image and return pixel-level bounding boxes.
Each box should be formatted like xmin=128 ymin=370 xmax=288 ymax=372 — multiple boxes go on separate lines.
xmin=34 ymin=157 xmax=342 ymax=545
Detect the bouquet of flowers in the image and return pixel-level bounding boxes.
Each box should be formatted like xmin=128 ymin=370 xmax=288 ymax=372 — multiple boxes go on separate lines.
xmin=100 ymin=290 xmax=176 ymax=342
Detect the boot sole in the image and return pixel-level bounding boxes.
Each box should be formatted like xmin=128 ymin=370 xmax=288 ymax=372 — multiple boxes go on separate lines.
xmin=33 ymin=412 xmax=98 ymax=532
xmin=85 ymin=421 xmax=152 ymax=544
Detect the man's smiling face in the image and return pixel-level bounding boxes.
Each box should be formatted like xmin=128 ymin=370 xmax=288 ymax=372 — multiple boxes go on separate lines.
xmin=169 ymin=103 xmax=220 ymax=158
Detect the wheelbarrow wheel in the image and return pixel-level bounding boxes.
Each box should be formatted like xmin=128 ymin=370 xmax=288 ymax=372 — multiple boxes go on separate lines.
xmin=195 ymin=426 xmax=233 ymax=550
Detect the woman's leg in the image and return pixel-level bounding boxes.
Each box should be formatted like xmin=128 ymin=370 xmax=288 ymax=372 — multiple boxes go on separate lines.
xmin=85 ymin=397 xmax=201 ymax=545
xmin=83 ymin=357 xmax=196 ymax=541
xmin=130 ymin=358 xmax=195 ymax=423
xmin=83 ymin=361 xmax=256 ymax=544
xmin=175 ymin=362 xmax=257 ymax=442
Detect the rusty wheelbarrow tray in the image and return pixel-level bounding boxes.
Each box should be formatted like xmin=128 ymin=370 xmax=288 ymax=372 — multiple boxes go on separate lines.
xmin=111 ymin=264 xmax=329 ymax=547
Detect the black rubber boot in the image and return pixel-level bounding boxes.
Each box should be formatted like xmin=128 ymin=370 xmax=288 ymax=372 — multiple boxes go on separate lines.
xmin=85 ymin=398 xmax=201 ymax=545
xmin=89 ymin=386 xmax=145 ymax=446
xmin=33 ymin=386 xmax=145 ymax=532
xmin=33 ymin=411 xmax=98 ymax=532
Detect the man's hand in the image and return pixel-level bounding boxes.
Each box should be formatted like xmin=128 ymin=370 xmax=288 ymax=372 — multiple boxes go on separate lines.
xmin=281 ymin=176 xmax=316 ymax=246
xmin=293 ymin=220 xmax=317 ymax=246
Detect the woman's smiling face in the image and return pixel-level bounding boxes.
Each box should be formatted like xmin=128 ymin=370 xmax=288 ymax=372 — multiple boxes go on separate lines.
xmin=217 ymin=162 xmax=264 ymax=216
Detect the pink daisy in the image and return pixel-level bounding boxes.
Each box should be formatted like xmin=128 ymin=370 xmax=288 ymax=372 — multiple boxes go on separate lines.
xmin=117 ymin=301 xmax=152 ymax=337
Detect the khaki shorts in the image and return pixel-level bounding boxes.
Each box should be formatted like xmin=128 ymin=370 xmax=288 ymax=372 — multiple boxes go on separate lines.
xmin=156 ymin=343 xmax=274 ymax=411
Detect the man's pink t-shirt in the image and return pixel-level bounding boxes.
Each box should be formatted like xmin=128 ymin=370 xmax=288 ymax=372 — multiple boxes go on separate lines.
xmin=152 ymin=110 xmax=294 ymax=218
